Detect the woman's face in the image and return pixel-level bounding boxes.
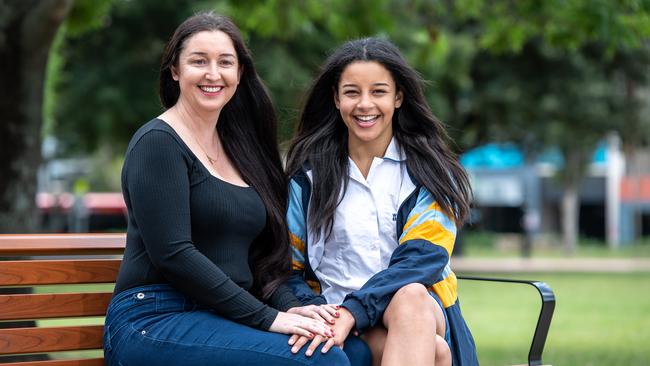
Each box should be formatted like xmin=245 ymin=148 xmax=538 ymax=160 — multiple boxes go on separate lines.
xmin=334 ymin=61 xmax=403 ymax=152
xmin=171 ymin=30 xmax=241 ymax=115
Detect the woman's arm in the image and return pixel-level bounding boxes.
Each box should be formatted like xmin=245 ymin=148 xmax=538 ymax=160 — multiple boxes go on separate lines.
xmin=126 ymin=130 xmax=280 ymax=328
xmin=126 ymin=130 xmax=330 ymax=340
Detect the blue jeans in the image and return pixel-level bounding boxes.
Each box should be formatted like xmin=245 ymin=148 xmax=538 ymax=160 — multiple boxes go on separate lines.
xmin=104 ymin=284 xmax=371 ymax=366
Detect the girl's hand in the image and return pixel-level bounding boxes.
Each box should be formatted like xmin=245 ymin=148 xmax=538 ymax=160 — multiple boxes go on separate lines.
xmin=287 ymin=306 xmax=355 ymax=355
xmin=287 ymin=304 xmax=340 ymax=325
xmin=269 ymin=311 xmax=334 ymax=338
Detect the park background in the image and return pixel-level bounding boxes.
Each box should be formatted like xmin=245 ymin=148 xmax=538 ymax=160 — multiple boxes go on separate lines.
xmin=2 ymin=0 xmax=650 ymax=365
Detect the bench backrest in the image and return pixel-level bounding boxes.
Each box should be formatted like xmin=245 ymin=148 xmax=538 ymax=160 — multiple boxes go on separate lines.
xmin=0 ymin=234 xmax=125 ymax=366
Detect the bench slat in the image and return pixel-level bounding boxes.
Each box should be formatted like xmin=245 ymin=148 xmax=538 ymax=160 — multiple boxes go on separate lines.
xmin=0 ymin=325 xmax=103 ymax=354
xmin=0 ymin=234 xmax=125 ymax=256
xmin=0 ymin=358 xmax=104 ymax=366
xmin=0 ymin=259 xmax=121 ymax=286
xmin=0 ymin=293 xmax=112 ymax=320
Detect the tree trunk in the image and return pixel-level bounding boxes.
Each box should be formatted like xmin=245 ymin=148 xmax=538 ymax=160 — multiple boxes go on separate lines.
xmin=0 ymin=0 xmax=73 ymax=233
xmin=560 ymin=149 xmax=584 ymax=254
xmin=561 ymin=180 xmax=579 ymax=254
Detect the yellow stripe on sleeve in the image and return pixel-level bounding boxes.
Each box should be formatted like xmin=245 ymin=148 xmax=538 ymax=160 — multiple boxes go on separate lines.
xmin=290 ymin=232 xmax=305 ymax=252
xmin=403 ymin=202 xmax=451 ymax=232
xmin=399 ymin=220 xmax=455 ymax=256
xmin=403 ymin=211 xmax=422 ymax=233
xmin=292 ymin=260 xmax=304 ymax=271
xmin=306 ymin=280 xmax=321 ymax=293
xmin=429 ymin=272 xmax=458 ymax=308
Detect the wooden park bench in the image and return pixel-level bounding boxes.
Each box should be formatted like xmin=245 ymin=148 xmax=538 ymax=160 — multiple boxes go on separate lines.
xmin=0 ymin=233 xmax=555 ymax=365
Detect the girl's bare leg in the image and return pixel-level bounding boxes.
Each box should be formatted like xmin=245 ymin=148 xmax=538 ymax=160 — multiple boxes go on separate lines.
xmin=361 ymin=325 xmax=387 ymax=366
xmin=379 ymin=283 xmax=450 ymax=366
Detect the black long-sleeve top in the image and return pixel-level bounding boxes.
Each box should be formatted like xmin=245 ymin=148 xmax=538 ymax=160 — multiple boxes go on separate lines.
xmin=113 ymin=118 xmax=300 ymax=330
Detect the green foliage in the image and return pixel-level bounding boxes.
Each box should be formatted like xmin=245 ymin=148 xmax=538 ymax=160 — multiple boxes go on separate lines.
xmin=65 ymin=0 xmax=114 ymax=36
xmin=450 ymin=0 xmax=650 ymax=53
xmin=53 ymin=0 xmax=198 ymax=152
xmin=49 ymin=0 xmax=650 ymax=163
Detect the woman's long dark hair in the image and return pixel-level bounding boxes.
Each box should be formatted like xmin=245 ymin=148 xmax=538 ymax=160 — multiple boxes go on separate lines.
xmin=286 ymin=37 xmax=472 ymax=237
xmin=159 ymin=12 xmax=289 ymax=299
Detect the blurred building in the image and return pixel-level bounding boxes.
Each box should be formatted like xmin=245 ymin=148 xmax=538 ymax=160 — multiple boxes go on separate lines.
xmin=462 ymin=137 xmax=650 ymax=245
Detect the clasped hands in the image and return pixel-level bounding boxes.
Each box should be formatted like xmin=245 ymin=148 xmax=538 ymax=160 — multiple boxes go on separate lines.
xmin=287 ymin=304 xmax=356 ymax=356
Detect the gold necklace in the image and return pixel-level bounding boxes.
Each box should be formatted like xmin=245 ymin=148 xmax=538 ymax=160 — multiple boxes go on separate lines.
xmin=189 ymin=128 xmax=219 ymax=166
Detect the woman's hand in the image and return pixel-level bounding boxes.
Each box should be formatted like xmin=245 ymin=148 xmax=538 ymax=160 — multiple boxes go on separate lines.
xmin=269 ymin=311 xmax=334 ymax=338
xmin=288 ymin=334 xmax=330 ymax=357
xmin=287 ymin=304 xmax=340 ymax=325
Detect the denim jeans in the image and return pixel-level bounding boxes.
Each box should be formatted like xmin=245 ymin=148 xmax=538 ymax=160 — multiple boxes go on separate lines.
xmin=104 ymin=284 xmax=371 ymax=366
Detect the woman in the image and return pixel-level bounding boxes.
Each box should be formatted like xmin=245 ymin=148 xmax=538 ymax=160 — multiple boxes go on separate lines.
xmin=103 ymin=12 xmax=366 ymax=366
xmin=285 ymin=38 xmax=479 ymax=366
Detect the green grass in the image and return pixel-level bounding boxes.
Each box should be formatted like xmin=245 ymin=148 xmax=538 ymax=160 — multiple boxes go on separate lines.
xmin=459 ymin=272 xmax=650 ymax=366
xmin=461 ymin=232 xmax=650 ymax=258
xmin=33 ymin=284 xmax=113 ymax=360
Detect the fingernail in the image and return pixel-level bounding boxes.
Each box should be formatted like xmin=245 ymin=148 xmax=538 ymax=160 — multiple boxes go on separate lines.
xmin=336 ymin=305 xmax=340 ymax=309
xmin=330 ymin=319 xmax=335 ymax=324
xmin=309 ymin=333 xmax=314 ymax=338
xmin=335 ymin=312 xmax=340 ymax=317
xmin=306 ymin=351 xmax=312 ymax=357
xmin=291 ymin=347 xmax=297 ymax=353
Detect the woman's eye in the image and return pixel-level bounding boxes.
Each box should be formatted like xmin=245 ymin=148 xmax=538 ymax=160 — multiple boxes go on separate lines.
xmin=219 ymin=59 xmax=235 ymax=67
xmin=191 ymin=59 xmax=206 ymax=65
xmin=373 ymin=89 xmax=388 ymax=95
xmin=344 ymin=90 xmax=359 ymax=96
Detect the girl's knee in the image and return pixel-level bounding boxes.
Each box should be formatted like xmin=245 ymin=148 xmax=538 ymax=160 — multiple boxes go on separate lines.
xmin=384 ymin=283 xmax=437 ymax=325
xmin=394 ymin=283 xmax=430 ymax=301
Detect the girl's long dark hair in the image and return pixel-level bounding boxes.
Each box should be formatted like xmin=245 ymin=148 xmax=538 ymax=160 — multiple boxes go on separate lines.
xmin=159 ymin=12 xmax=289 ymax=299
xmin=286 ymin=38 xmax=472 ymax=237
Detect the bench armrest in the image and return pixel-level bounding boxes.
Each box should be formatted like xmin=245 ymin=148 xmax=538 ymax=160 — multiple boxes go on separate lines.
xmin=457 ymin=275 xmax=555 ymax=366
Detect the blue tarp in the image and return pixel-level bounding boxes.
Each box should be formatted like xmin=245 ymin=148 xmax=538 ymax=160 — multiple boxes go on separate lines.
xmin=460 ymin=142 xmax=607 ymax=170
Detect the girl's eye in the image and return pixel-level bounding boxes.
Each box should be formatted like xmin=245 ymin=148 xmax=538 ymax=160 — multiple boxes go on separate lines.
xmin=343 ymin=90 xmax=359 ymax=96
xmin=373 ymin=89 xmax=388 ymax=95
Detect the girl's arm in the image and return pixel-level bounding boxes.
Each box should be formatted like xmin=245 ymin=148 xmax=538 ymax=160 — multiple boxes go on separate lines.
xmin=342 ymin=188 xmax=456 ymax=330
xmin=285 ymin=176 xmax=328 ymax=305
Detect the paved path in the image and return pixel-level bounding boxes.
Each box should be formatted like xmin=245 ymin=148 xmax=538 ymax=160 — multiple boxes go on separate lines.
xmin=452 ymin=257 xmax=650 ymax=273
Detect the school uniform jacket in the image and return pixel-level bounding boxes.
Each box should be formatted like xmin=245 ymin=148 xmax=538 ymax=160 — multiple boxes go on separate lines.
xmin=286 ymin=165 xmax=479 ymax=366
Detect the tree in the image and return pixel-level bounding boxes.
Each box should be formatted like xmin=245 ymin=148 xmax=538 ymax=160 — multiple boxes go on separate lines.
xmin=0 ymin=0 xmax=74 ymax=233
xmin=0 ymin=0 xmax=115 ymax=233
xmin=443 ymin=1 xmax=650 ymax=251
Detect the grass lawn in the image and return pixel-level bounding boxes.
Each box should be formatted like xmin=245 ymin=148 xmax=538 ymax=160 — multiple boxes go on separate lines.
xmin=458 ymin=272 xmax=650 ymax=366
xmin=460 ymin=232 xmax=650 ymax=258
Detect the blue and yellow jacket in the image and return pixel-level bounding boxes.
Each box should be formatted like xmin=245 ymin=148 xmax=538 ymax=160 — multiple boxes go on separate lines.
xmin=286 ymin=168 xmax=479 ymax=366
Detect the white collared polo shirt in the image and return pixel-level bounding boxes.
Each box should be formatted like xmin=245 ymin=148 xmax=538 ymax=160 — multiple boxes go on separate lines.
xmin=313 ymin=138 xmax=417 ymax=304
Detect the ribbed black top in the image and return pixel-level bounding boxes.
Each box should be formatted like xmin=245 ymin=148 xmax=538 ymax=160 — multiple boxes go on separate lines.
xmin=114 ymin=119 xmax=300 ymax=330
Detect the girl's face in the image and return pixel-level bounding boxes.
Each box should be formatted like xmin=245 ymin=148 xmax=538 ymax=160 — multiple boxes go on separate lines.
xmin=334 ymin=61 xmax=403 ymax=152
xmin=171 ymin=30 xmax=241 ymax=115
